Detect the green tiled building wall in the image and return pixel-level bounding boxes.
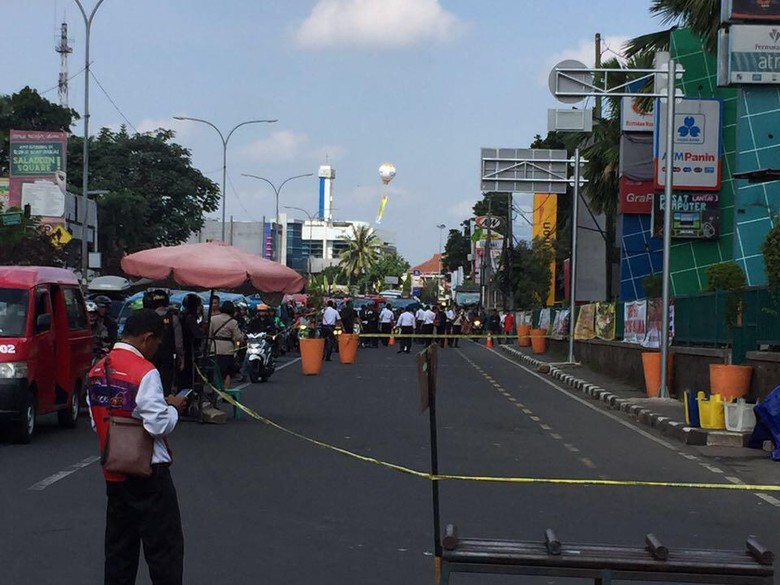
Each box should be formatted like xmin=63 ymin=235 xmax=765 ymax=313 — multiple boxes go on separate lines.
xmin=668 ymin=30 xmax=738 ymax=295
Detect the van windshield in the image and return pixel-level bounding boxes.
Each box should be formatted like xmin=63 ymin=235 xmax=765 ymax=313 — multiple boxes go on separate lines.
xmin=0 ymin=288 xmax=29 ymax=337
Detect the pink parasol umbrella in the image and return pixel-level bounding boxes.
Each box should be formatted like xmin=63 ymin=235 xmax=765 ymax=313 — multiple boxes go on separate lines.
xmin=120 ymin=241 xmax=306 ymax=293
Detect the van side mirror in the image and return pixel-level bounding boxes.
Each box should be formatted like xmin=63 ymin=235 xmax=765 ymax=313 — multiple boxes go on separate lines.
xmin=36 ymin=314 xmax=52 ymax=332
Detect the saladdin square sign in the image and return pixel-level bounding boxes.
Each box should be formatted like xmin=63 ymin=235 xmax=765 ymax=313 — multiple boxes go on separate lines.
xmin=654 ymin=98 xmax=723 ymax=191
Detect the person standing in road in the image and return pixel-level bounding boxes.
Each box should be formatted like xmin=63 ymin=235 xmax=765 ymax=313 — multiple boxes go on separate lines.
xmin=445 ymin=304 xmax=456 ymax=347
xmin=209 ymin=301 xmax=244 ymax=389
xmin=414 ymin=305 xmax=425 ymax=344
xmin=451 ymin=307 xmax=465 ymax=348
xmin=321 ymin=300 xmax=341 ymax=361
xmin=147 ymin=290 xmax=185 ymax=395
xmin=395 ymin=306 xmax=416 ymax=354
xmin=379 ymin=303 xmax=394 ymax=346
xmin=502 ymin=310 xmax=515 ymax=345
xmin=435 ymin=305 xmax=447 ymax=348
xmin=422 ymin=305 xmax=436 ymax=346
xmin=87 ymin=309 xmax=188 ymax=585
xmin=488 ymin=309 xmax=501 ymax=342
xmin=94 ymin=295 xmax=119 ymax=347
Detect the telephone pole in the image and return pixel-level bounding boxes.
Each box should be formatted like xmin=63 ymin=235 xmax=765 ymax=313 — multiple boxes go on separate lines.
xmin=55 ymin=22 xmax=73 ymax=108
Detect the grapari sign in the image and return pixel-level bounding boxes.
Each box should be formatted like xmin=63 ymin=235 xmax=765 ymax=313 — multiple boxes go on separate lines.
xmin=619 ymin=176 xmax=654 ymax=214
xmin=654 ymin=98 xmax=722 ymax=190
xmin=652 ymin=191 xmax=720 ymax=240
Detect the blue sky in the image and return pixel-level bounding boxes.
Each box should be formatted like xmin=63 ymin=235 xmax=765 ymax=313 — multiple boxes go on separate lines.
xmin=2 ymin=1 xmax=661 ymax=265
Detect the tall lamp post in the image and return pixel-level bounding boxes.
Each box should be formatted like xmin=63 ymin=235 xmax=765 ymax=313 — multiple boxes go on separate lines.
xmin=242 ymin=173 xmax=314 ymax=262
xmin=284 ymin=205 xmax=316 ymax=278
xmin=436 ymin=224 xmax=446 ymax=273
xmin=73 ymin=0 xmax=107 ymax=283
xmin=173 ymin=116 xmax=277 ymax=242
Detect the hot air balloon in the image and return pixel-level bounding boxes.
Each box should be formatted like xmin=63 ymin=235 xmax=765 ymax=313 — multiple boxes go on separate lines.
xmin=378 ymin=163 xmax=396 ymax=185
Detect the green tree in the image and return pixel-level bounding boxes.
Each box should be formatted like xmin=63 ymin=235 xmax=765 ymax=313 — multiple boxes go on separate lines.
xmin=402 ymin=273 xmax=412 ymax=296
xmin=0 ymin=86 xmax=79 ymax=175
xmin=363 ymin=251 xmax=410 ymax=291
xmin=625 ymin=0 xmax=719 ymax=58
xmin=473 ymin=192 xmax=510 ymax=221
xmin=420 ymin=278 xmax=439 ymax=305
xmin=501 ymin=238 xmax=555 ymax=309
xmin=67 ymin=126 xmax=220 ymax=273
xmin=0 ymin=203 xmax=74 ymax=266
xmin=338 ymin=224 xmax=382 ymax=288
xmin=443 ymin=229 xmax=470 ymax=274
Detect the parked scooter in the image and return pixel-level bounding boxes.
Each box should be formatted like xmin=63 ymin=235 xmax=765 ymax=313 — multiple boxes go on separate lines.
xmin=246 ymin=331 xmax=276 ymax=383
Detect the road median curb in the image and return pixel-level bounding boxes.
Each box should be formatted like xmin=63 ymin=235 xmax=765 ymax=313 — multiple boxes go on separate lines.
xmin=497 ymin=345 xmax=748 ymax=448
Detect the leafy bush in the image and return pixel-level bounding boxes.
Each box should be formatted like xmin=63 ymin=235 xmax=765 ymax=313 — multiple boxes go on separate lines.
xmin=706 ymin=261 xmax=746 ymax=332
xmin=641 ymin=273 xmax=663 ymax=298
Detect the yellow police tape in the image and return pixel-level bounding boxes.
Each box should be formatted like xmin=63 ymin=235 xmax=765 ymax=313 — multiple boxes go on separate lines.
xmin=194 ymin=365 xmax=780 ymax=493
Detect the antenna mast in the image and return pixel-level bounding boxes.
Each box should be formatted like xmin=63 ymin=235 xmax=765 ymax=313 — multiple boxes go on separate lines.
xmin=55 ymin=22 xmax=73 ymax=108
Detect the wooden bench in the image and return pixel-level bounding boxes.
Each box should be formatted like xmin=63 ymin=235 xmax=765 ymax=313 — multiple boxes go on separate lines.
xmin=439 ymin=525 xmax=774 ymax=585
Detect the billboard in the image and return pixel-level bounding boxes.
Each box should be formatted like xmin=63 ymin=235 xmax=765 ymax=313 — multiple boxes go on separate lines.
xmin=654 ymin=98 xmax=722 ymax=190
xmin=652 ymin=191 xmax=720 ymax=240
xmin=621 ymin=97 xmax=654 ymax=132
xmin=0 ymin=177 xmax=9 ymax=210
xmin=8 ymin=130 xmax=68 ymax=230
xmin=727 ymin=24 xmax=780 ymax=84
xmin=481 ymin=148 xmax=569 ymax=194
xmin=723 ymin=0 xmax=780 ymax=21
xmin=532 ymin=193 xmax=557 ymax=305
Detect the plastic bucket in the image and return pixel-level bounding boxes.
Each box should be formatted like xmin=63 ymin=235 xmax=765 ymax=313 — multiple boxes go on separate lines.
xmin=299 ymin=338 xmax=325 ymax=375
xmin=517 ymin=324 xmax=531 ymax=347
xmin=338 ymin=334 xmax=359 ymax=364
xmin=641 ymin=352 xmax=674 ymax=397
xmin=697 ymin=392 xmax=726 ymax=430
xmin=684 ymin=390 xmax=701 ymax=427
xmin=529 ymin=329 xmax=547 ymax=354
xmin=709 ymin=364 xmax=752 ymax=401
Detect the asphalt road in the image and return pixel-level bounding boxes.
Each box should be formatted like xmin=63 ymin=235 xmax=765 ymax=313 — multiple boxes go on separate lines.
xmin=1 ymin=341 xmax=779 ymax=584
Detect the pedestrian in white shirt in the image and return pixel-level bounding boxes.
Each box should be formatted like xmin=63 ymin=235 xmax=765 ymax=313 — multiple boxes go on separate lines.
xmin=379 ymin=303 xmax=395 ymax=347
xmin=320 ymin=300 xmax=341 ymax=361
xmin=445 ymin=305 xmax=456 ymax=347
xmin=421 ymin=305 xmax=436 ymax=346
xmin=395 ymin=307 xmax=416 ymax=353
xmin=414 ymin=306 xmax=426 ymax=345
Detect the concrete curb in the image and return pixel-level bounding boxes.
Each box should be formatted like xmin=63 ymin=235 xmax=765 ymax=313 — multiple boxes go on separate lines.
xmin=498 ymin=345 xmax=749 ymax=448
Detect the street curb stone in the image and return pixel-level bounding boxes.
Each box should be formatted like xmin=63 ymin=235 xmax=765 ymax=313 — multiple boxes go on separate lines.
xmin=498 ymin=345 xmax=749 ymax=448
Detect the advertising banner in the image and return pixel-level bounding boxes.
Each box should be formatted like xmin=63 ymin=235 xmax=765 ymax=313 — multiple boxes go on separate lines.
xmin=538 ymin=308 xmax=552 ymax=332
xmin=623 ymin=300 xmax=647 ymax=344
xmin=595 ymin=302 xmax=616 ymax=340
xmin=728 ymin=24 xmax=780 ymax=84
xmin=655 ymin=99 xmax=722 ymax=190
xmin=640 ymin=298 xmax=675 ymax=349
xmin=0 ymin=178 xmax=9 ymax=210
xmin=619 ymin=176 xmax=654 ymax=214
xmin=652 ymin=191 xmax=720 ymax=239
xmin=551 ymin=309 xmax=570 ymax=340
xmin=532 ymin=193 xmax=557 ymax=305
xmin=621 ymin=97 xmax=655 ymax=132
xmin=574 ymin=303 xmax=596 ymax=340
xmin=723 ymin=0 xmax=780 ymax=21
xmin=9 ymin=130 xmax=68 ymax=230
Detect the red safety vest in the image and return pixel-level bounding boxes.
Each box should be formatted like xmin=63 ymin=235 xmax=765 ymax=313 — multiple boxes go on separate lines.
xmin=88 ymin=347 xmax=156 ymax=482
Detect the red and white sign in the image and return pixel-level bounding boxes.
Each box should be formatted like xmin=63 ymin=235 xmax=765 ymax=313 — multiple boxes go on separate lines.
xmin=623 ymin=300 xmax=647 ymax=344
xmin=619 ymin=176 xmax=654 ymax=214
xmin=621 ymin=97 xmax=654 ymax=133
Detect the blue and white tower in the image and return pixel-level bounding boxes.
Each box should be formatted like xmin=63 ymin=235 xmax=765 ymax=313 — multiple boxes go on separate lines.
xmin=318 ymin=165 xmax=335 ymax=221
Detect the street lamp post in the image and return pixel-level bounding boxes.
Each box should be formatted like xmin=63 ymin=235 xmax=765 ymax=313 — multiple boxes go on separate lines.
xmin=173 ymin=116 xmax=277 ymax=242
xmin=73 ymin=0 xmax=107 ymax=283
xmin=284 ymin=205 xmax=316 ymax=278
xmin=437 ymin=224 xmax=446 ymax=273
xmin=242 ymin=173 xmax=314 ymax=263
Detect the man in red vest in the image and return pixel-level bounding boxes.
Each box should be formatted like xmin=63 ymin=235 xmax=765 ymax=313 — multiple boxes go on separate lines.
xmin=88 ymin=309 xmax=188 ymax=585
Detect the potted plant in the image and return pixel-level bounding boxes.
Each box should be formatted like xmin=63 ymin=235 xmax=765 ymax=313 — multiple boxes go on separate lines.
xmin=299 ymin=276 xmax=326 ymax=375
xmin=706 ymin=261 xmax=752 ymax=400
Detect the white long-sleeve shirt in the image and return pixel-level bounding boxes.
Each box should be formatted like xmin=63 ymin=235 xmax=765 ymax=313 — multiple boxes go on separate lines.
xmin=88 ymin=343 xmax=178 ymax=464
xmin=396 ymin=311 xmax=416 ymax=327
xmin=379 ymin=308 xmax=394 ymax=323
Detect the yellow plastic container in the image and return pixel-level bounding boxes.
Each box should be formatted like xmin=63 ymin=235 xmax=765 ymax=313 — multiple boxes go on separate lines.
xmin=696 ymin=391 xmax=726 ymax=430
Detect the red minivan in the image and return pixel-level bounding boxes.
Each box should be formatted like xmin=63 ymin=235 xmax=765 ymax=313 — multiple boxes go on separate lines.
xmin=0 ymin=266 xmax=93 ymax=443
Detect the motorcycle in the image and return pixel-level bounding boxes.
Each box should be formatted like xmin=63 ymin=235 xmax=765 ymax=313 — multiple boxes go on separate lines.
xmin=471 ymin=319 xmax=484 ymax=342
xmin=246 ymin=331 xmax=276 ymax=383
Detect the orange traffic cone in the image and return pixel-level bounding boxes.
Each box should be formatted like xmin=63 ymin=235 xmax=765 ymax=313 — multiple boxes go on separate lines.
xmin=486 ymin=334 xmax=494 ymax=349
xmin=389 ymin=334 xmax=396 ymax=346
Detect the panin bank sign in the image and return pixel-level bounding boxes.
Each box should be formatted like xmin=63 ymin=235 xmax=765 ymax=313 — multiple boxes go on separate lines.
xmin=654 ymin=98 xmax=722 ymax=191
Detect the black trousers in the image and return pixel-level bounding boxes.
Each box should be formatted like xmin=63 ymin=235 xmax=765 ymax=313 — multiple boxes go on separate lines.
xmin=105 ymin=465 xmax=184 ymax=585
xmin=400 ymin=326 xmax=414 ymax=352
xmin=379 ymin=322 xmax=392 ymax=346
xmin=321 ymin=325 xmax=335 ymax=359
xmin=451 ymin=325 xmax=462 ymax=347
xmin=421 ymin=323 xmax=434 ymax=346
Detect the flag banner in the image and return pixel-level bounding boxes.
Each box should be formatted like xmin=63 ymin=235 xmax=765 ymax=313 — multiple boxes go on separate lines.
xmin=595 ymin=302 xmax=616 ymax=340
xmin=623 ymin=300 xmax=647 ymax=344
xmin=574 ymin=303 xmax=596 ymax=340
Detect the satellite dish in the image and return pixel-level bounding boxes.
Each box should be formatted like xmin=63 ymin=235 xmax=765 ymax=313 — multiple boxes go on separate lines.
xmin=548 ymin=59 xmax=592 ymax=104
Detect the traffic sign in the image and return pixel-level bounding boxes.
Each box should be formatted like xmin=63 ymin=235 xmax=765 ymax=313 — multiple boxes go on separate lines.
xmin=50 ymin=225 xmax=73 ymax=247
xmin=1 ymin=212 xmax=22 ymax=226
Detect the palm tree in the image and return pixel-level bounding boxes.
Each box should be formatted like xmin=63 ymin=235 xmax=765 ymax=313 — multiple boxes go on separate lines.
xmin=625 ymin=0 xmax=719 ymax=58
xmin=338 ymin=224 xmax=382 ymax=289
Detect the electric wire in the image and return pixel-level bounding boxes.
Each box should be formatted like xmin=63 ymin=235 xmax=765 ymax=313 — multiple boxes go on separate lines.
xmin=89 ymin=69 xmax=138 ymax=133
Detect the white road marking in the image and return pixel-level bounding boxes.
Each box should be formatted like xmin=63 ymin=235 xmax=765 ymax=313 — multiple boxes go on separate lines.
xmin=28 ymin=456 xmax=100 ymax=491
xmin=540 ymin=424 xmax=552 ymax=431
xmin=564 ymin=443 xmax=580 ymax=453
xmin=550 ymin=433 xmax=563 ymax=440
xmin=581 ymin=457 xmax=596 ymax=469
xmin=530 ymin=415 xmax=541 ymax=422
xmin=726 ymin=476 xmax=744 ymax=484
xmin=702 ymin=464 xmax=724 ymax=474
xmin=754 ymin=493 xmax=780 ymax=507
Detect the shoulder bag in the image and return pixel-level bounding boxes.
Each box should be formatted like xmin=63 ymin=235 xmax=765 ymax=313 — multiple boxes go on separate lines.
xmin=101 ymin=355 xmax=154 ymax=478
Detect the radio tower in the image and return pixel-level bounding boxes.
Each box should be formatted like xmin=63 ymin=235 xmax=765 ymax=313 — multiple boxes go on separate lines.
xmin=55 ymin=22 xmax=73 ymax=108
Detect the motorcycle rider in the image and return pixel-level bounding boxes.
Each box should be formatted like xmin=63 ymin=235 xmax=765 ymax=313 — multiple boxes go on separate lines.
xmin=145 ymin=289 xmax=185 ymax=395
xmin=93 ymin=295 xmax=118 ymax=346
xmin=243 ymin=304 xmax=276 ymax=381
xmin=87 ymin=301 xmax=111 ymax=358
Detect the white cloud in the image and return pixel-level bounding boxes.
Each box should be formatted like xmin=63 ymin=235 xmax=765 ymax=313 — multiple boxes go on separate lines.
xmin=238 ymin=130 xmax=310 ymax=163
xmin=293 ymin=0 xmax=462 ymax=50
xmin=540 ymin=35 xmax=631 ymax=84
